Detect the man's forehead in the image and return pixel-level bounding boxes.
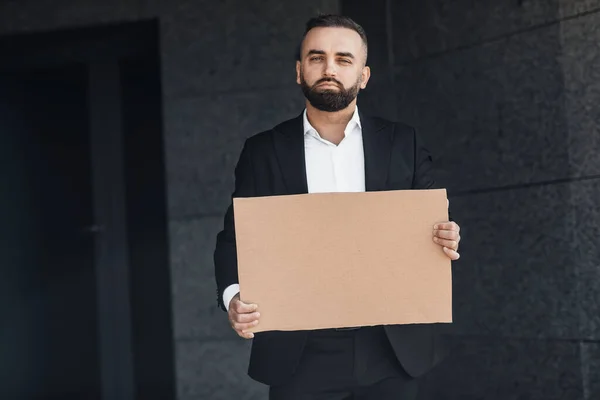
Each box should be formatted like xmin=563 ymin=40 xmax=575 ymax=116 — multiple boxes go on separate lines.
xmin=302 ymin=27 xmax=363 ymax=52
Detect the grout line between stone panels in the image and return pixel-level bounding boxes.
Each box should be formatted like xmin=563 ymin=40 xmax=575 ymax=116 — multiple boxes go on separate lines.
xmin=384 ymin=0 xmax=396 ymax=79
xmin=444 ymin=333 xmax=600 ymax=344
xmin=571 ymin=180 xmax=588 ymax=399
xmin=393 ymin=6 xmax=600 ymax=68
xmin=173 ymin=333 xmax=600 ymax=344
xmin=168 ymin=175 xmax=600 ymax=216
xmin=581 ymin=341 xmax=590 ymax=400
xmin=165 ymin=84 xmax=299 ymax=101
xmin=169 ymin=212 xmax=224 ymax=222
xmin=174 ymin=336 xmax=244 ymax=344
xmin=449 ymin=174 xmax=600 ymax=198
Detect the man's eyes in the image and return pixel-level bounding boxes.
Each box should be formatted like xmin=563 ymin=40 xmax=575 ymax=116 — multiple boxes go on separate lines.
xmin=309 ymin=57 xmax=352 ymax=64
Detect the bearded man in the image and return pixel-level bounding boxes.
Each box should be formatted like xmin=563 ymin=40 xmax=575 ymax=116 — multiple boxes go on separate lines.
xmin=213 ymin=14 xmax=461 ymax=400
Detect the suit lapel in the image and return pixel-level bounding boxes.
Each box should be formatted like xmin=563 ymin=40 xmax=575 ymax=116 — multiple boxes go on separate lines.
xmin=360 ymin=111 xmax=392 ymax=192
xmin=272 ymin=113 xmax=309 ymax=195
xmin=271 ymin=111 xmax=393 ymax=194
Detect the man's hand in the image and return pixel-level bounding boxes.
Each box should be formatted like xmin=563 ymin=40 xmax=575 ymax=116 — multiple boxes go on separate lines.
xmin=228 ymin=293 xmax=260 ymax=339
xmin=433 ymin=221 xmax=461 ymax=260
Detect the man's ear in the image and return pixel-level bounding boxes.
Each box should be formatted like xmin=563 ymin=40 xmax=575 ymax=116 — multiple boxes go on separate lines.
xmin=360 ymin=66 xmax=371 ymax=89
xmin=296 ymin=61 xmax=301 ymax=85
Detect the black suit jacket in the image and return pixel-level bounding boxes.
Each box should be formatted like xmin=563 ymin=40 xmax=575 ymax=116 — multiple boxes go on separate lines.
xmin=214 ymin=111 xmax=450 ymax=385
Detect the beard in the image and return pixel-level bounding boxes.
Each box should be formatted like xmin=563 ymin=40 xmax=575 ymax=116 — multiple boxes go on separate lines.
xmin=299 ymin=73 xmax=361 ymax=112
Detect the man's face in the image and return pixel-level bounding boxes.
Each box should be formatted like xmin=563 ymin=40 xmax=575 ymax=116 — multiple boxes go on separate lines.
xmin=296 ymin=27 xmax=370 ymax=112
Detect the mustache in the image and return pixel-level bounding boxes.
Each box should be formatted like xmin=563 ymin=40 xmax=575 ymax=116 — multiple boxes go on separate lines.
xmin=314 ymin=78 xmax=342 ymax=87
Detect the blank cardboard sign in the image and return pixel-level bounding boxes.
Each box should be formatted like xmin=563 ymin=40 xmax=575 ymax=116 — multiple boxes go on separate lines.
xmin=233 ymin=189 xmax=452 ymax=332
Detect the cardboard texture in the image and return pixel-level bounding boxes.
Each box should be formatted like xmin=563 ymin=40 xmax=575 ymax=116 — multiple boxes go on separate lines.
xmin=234 ymin=189 xmax=452 ymax=332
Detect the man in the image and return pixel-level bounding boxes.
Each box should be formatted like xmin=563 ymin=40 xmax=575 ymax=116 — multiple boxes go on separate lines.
xmin=214 ymin=14 xmax=461 ymax=399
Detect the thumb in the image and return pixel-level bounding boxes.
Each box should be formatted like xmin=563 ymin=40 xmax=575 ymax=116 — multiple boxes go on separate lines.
xmin=236 ymin=299 xmax=258 ymax=313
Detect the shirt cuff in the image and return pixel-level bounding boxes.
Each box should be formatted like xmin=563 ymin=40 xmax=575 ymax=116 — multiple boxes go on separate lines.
xmin=222 ymin=284 xmax=240 ymax=312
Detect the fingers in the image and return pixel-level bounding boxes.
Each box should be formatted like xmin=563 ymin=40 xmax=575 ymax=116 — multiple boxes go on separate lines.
xmin=233 ymin=320 xmax=259 ymax=338
xmin=433 ymin=229 xmax=460 ymax=241
xmin=232 ymin=299 xmax=258 ymax=314
xmin=433 ymin=220 xmax=461 ymax=260
xmin=434 ymin=221 xmax=459 ymax=232
xmin=238 ymin=331 xmax=255 ymax=339
xmin=443 ymin=246 xmax=460 ymax=260
xmin=229 ymin=298 xmax=260 ymax=339
xmin=233 ymin=311 xmax=261 ymax=324
xmin=433 ymin=237 xmax=458 ymax=250
xmin=230 ymin=314 xmax=259 ymax=339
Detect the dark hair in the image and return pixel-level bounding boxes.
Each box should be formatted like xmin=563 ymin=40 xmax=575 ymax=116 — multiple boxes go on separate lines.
xmin=295 ymin=14 xmax=368 ymax=62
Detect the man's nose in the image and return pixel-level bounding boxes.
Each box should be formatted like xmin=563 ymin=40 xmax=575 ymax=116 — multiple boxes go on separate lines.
xmin=323 ymin=60 xmax=337 ymax=77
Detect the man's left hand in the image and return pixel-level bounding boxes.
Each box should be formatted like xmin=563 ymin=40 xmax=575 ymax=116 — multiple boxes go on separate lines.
xmin=433 ymin=221 xmax=461 ymax=260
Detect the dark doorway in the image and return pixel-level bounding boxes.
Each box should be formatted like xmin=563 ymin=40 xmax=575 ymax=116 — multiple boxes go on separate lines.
xmin=1 ymin=60 xmax=100 ymax=400
xmin=0 ymin=21 xmax=175 ymax=400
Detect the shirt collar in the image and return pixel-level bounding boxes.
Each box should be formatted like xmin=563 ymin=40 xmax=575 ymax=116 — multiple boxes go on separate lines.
xmin=302 ymin=106 xmax=362 ymax=137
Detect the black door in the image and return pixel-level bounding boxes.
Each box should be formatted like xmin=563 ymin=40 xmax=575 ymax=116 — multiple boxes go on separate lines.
xmin=0 ymin=21 xmax=175 ymax=400
xmin=0 ymin=64 xmax=101 ymax=399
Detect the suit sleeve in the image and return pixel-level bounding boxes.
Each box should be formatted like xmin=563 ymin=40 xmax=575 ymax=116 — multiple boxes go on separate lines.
xmin=214 ymin=140 xmax=256 ymax=311
xmin=411 ymin=127 xmax=454 ymax=221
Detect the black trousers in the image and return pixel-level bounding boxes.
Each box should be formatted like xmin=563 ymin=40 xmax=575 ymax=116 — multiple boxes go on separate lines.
xmin=269 ymin=326 xmax=418 ymax=400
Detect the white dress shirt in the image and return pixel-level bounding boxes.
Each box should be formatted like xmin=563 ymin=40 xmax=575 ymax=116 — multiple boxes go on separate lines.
xmin=222 ymin=107 xmax=365 ymax=311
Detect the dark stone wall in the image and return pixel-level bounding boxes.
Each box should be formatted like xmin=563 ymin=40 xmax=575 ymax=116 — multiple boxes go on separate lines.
xmin=344 ymin=0 xmax=600 ymax=399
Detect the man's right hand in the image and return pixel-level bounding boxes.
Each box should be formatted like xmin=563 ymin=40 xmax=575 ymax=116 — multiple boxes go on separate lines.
xmin=228 ymin=293 xmax=260 ymax=339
